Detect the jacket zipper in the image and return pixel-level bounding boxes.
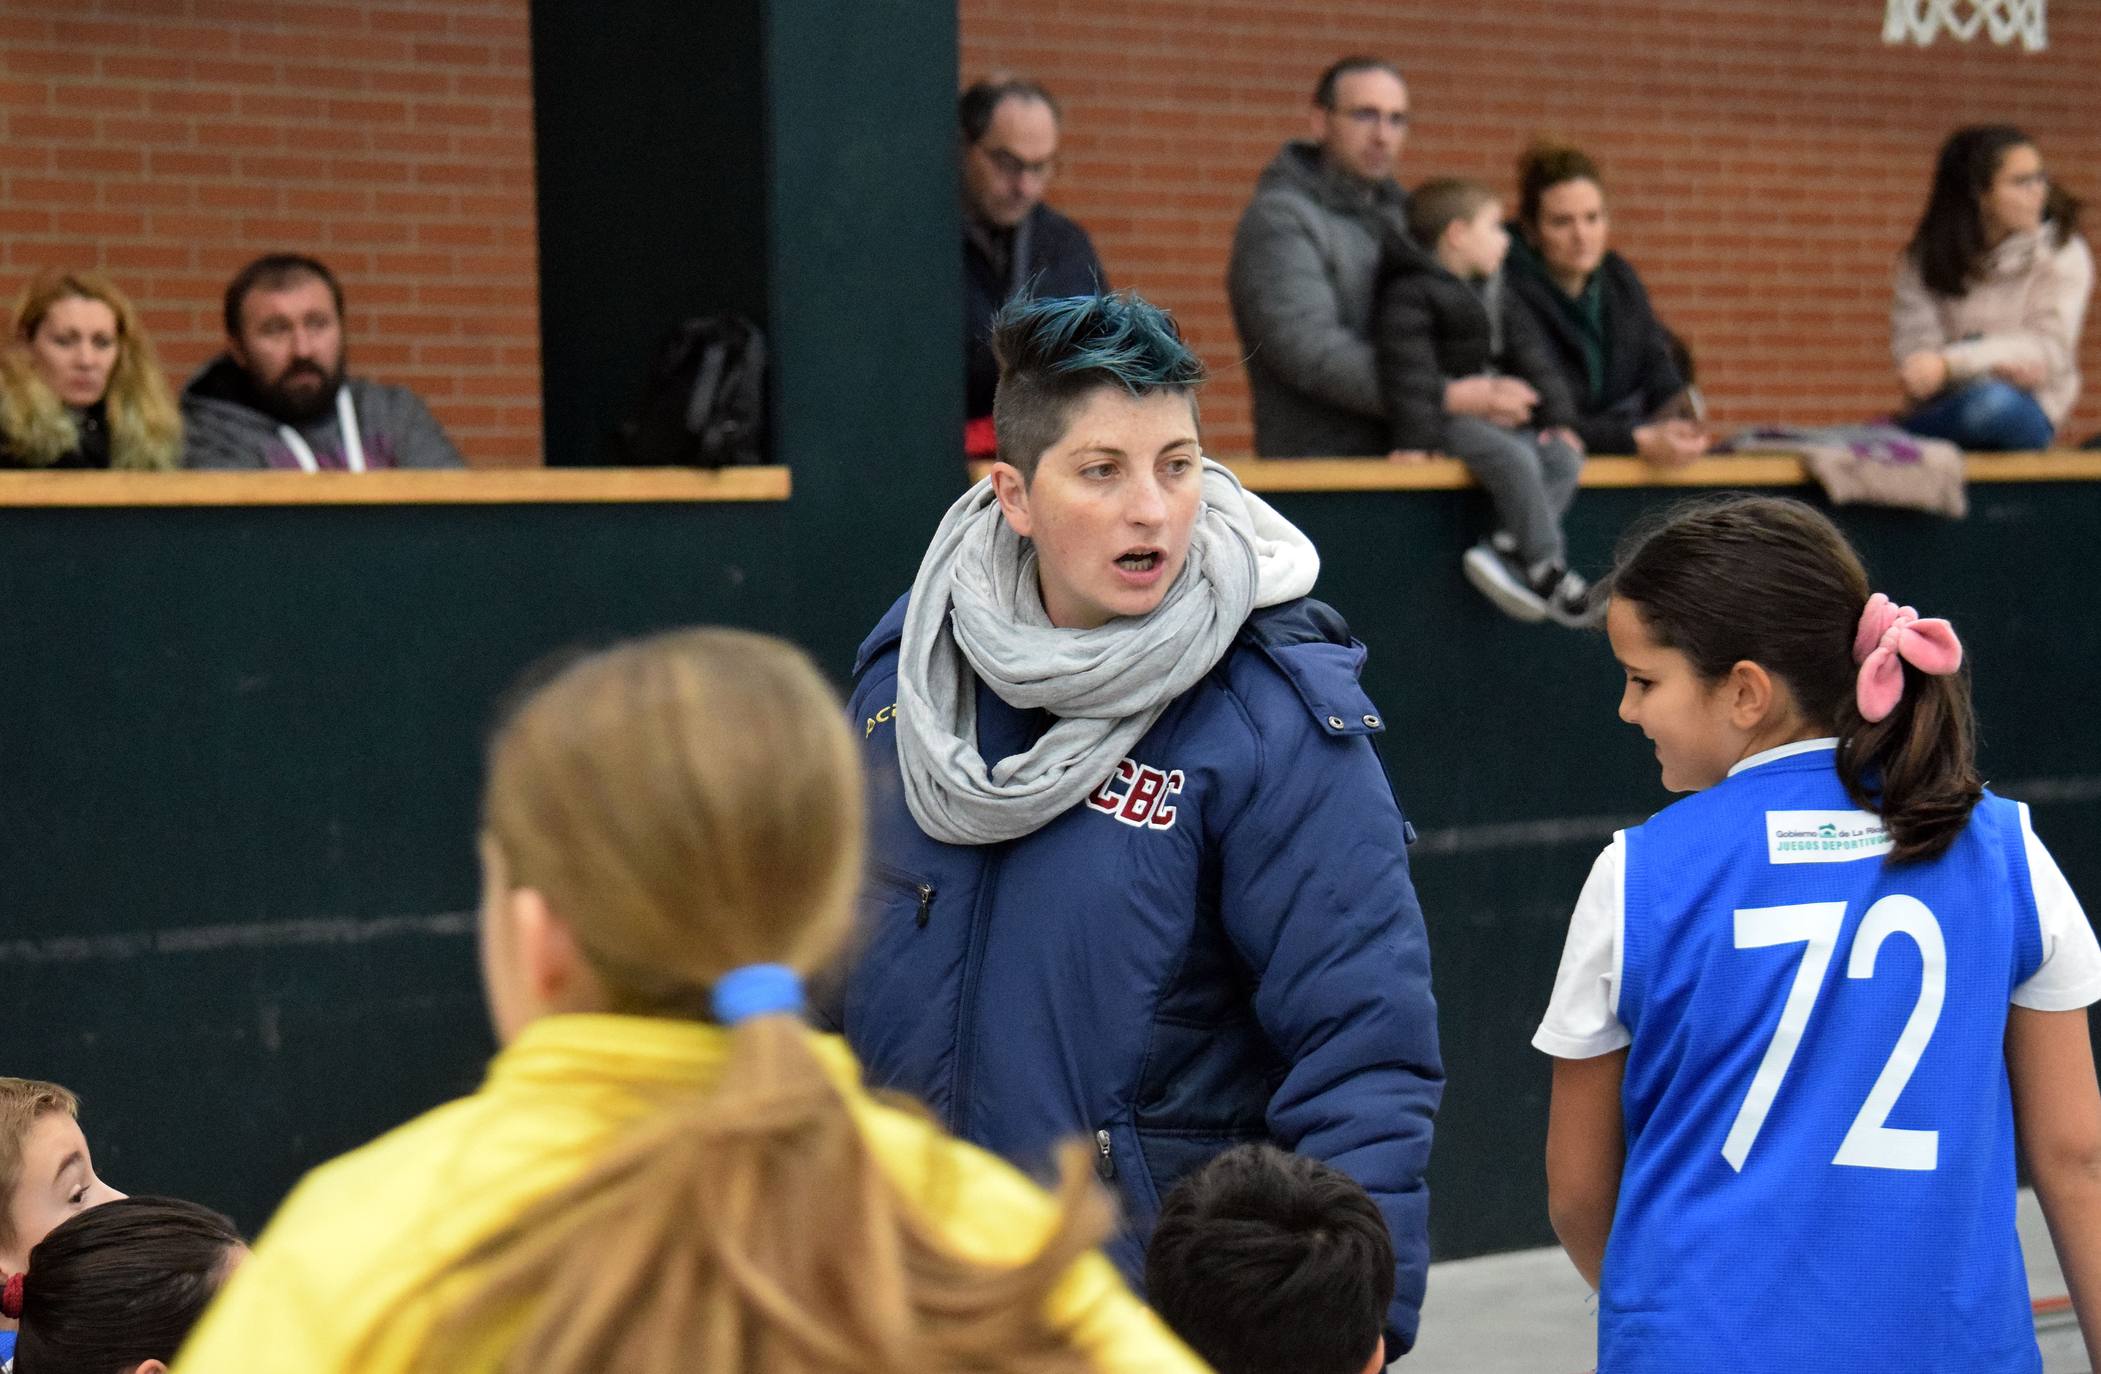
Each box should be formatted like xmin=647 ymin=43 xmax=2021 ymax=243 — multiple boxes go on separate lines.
xmin=912 ymin=882 xmax=934 ymax=928
xmin=1094 ymin=1128 xmax=1116 ymax=1181
xmin=948 ymin=844 xmax=1005 ymax=1135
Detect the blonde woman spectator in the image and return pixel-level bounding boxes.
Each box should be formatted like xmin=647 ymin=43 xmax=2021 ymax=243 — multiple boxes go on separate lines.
xmin=0 ymin=271 xmax=181 ymax=470
xmin=1893 ymin=125 xmax=2093 ymax=451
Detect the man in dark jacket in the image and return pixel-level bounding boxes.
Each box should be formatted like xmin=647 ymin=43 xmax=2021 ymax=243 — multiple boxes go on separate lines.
xmin=961 ymin=79 xmax=1106 ymax=442
xmin=1227 ymin=57 xmax=1412 ymax=458
xmin=828 ymin=293 xmax=1442 ymax=1356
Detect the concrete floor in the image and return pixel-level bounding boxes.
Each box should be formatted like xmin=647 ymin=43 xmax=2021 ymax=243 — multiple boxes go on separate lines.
xmin=1401 ymin=1190 xmax=2089 ymax=1372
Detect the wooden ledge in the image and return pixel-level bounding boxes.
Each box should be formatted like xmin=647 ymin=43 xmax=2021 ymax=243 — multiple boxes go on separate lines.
xmin=1223 ymin=455 xmax=1805 ymax=491
xmin=0 ymin=466 xmax=792 ymax=507
xmin=968 ymin=451 xmax=2101 ymax=492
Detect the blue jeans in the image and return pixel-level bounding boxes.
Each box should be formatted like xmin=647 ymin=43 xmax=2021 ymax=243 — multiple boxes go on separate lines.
xmin=1898 ymin=379 xmax=2054 ymax=451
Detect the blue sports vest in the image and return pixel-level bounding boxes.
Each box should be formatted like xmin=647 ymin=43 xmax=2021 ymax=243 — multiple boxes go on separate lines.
xmin=1608 ymin=745 xmax=2045 ymax=1373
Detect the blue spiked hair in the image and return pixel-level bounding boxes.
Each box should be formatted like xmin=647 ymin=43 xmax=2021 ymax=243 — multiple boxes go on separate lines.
xmin=989 ymin=292 xmax=1206 ymax=479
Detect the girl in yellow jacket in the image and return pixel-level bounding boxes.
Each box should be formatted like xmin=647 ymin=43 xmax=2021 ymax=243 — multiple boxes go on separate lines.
xmin=174 ymin=628 xmax=1206 ymax=1374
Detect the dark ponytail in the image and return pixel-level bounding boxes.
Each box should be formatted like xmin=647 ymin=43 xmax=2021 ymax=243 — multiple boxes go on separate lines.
xmin=13 ymin=1197 xmax=244 ymax=1374
xmin=1609 ymin=496 xmax=1981 ymax=862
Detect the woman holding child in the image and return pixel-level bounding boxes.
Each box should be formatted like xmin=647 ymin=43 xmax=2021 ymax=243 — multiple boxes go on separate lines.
xmin=0 ymin=271 xmax=181 ymax=471
xmin=1892 ymin=125 xmax=2092 ymax=451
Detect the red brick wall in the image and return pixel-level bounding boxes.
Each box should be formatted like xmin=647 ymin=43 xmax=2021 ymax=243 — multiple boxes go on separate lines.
xmin=0 ymin=0 xmax=540 ymax=467
xmin=962 ymin=0 xmax=2101 ymax=455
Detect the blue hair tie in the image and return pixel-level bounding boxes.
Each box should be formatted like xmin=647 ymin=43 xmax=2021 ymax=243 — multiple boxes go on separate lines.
xmin=711 ymin=963 xmax=804 ymax=1026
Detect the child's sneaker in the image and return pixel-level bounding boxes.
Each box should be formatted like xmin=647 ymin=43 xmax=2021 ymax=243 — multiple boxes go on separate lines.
xmin=1461 ymin=533 xmax=1549 ymax=622
xmin=1541 ymin=567 xmax=1604 ymax=629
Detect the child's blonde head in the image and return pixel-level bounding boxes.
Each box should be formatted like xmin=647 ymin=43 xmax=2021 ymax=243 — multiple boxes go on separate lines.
xmin=1407 ymin=177 xmax=1499 ymax=253
xmin=418 ymin=628 xmax=1108 ymax=1374
xmin=481 ymin=627 xmax=864 ymax=1009
xmin=0 ymin=1079 xmax=78 ymax=1255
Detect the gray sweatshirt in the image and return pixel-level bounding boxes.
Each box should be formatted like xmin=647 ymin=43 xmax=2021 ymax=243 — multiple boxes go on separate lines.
xmin=180 ymin=356 xmax=466 ymax=470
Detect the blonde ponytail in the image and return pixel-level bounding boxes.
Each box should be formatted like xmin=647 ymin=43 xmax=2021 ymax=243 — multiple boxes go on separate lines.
xmin=412 ymin=629 xmax=1111 ymax=1373
xmin=422 ymin=1014 xmax=1110 ymax=1374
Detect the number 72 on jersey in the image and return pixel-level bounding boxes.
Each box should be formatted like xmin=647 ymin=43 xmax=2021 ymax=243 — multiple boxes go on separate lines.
xmin=1724 ymin=895 xmax=1945 ymax=1173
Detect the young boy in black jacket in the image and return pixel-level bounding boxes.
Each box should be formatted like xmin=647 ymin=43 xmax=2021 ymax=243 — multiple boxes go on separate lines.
xmin=1375 ymin=178 xmax=1595 ymax=626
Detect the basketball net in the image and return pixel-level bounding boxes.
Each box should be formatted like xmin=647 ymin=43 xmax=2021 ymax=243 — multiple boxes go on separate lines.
xmin=1883 ymin=0 xmax=2047 ymax=51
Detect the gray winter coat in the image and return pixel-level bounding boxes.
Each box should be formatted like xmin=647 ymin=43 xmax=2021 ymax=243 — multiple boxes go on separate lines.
xmin=180 ymin=356 xmax=466 ymax=470
xmin=1227 ymin=141 xmax=1410 ymax=457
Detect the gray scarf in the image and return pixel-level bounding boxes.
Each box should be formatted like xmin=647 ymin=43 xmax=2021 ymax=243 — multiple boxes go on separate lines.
xmin=894 ymin=458 xmax=1319 ymax=846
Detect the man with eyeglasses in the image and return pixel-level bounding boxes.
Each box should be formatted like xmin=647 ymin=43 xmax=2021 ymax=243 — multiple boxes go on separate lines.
xmin=1229 ymin=57 xmax=1418 ymax=458
xmin=960 ymin=78 xmax=1107 ymax=454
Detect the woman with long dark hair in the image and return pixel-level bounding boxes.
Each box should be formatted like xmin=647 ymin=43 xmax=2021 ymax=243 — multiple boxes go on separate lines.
xmin=1893 ymin=125 xmax=2092 ymax=450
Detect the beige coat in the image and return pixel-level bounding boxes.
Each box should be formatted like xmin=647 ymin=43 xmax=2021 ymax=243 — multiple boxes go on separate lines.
xmin=1891 ymin=227 xmax=2095 ymax=427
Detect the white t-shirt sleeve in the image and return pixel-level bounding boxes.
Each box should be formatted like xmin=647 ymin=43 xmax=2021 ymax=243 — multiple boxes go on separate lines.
xmin=2011 ymin=803 xmax=2101 ymax=1011
xmin=1533 ymin=833 xmax=1633 ymax=1059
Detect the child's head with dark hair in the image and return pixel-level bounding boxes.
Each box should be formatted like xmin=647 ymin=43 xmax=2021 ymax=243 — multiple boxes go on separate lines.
xmin=1607 ymin=495 xmax=1980 ymax=861
xmin=9 ymin=1196 xmax=244 ymax=1374
xmin=1145 ymin=1145 xmax=1393 ymax=1374
xmin=989 ymin=292 xmax=1206 ymax=480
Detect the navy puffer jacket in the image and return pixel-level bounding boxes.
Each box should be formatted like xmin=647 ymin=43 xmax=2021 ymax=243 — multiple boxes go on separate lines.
xmin=827 ymin=593 xmax=1444 ymax=1352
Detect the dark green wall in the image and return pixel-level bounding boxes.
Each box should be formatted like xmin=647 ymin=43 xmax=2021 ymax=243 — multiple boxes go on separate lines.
xmin=762 ymin=0 xmax=964 ymax=666
xmin=8 ymin=0 xmax=962 ymax=1240
xmin=7 ymin=478 xmax=2095 ymax=1261
xmin=2 ymin=500 xmax=788 ymax=1228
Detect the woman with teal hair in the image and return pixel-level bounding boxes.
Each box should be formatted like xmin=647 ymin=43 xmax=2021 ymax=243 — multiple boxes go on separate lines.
xmin=825 ymin=291 xmax=1444 ymax=1361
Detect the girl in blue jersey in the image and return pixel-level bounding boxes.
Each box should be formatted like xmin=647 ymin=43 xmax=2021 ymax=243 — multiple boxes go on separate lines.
xmin=1535 ymin=495 xmax=2101 ymax=1373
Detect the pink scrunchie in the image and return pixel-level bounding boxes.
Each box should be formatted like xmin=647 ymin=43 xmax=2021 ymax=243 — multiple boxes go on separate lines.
xmin=1852 ymin=593 xmax=1963 ymax=723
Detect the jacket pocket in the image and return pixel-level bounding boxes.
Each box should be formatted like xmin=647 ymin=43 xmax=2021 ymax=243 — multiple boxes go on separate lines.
xmin=1133 ymin=1126 xmax=1270 ymax=1227
xmin=831 ymin=863 xmax=940 ymax=1035
xmin=869 ymin=862 xmax=937 ymax=929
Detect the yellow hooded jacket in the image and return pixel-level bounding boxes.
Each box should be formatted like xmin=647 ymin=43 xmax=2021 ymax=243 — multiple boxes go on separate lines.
xmin=174 ymin=1014 xmax=1206 ymax=1374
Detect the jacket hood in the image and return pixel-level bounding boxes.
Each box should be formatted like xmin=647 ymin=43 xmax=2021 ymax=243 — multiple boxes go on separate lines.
xmin=1256 ymin=139 xmax=1406 ymax=217
xmin=182 ymin=353 xmax=355 ymax=436
xmin=1380 ymin=216 xmax=1446 ymax=280
xmin=183 ymin=353 xmax=269 ymax=409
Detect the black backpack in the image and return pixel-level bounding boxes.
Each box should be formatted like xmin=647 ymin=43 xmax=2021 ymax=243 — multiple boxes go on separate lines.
xmin=614 ymin=314 xmax=766 ymax=467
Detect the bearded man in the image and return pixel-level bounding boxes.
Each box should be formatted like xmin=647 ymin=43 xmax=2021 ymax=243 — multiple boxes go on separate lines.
xmin=182 ymin=254 xmax=464 ymax=471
